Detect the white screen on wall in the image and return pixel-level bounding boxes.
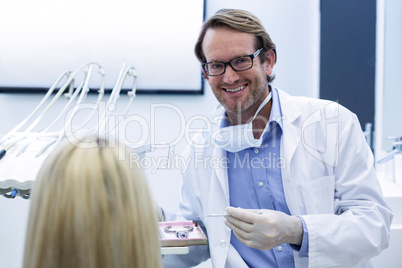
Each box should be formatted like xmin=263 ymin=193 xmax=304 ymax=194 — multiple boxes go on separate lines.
xmin=0 ymin=0 xmax=204 ymax=93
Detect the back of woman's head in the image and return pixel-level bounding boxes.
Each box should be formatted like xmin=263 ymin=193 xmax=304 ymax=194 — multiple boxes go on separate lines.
xmin=23 ymin=135 xmax=161 ymax=268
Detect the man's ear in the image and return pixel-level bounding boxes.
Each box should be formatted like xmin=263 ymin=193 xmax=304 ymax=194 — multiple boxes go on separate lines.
xmin=264 ymin=50 xmax=276 ymax=76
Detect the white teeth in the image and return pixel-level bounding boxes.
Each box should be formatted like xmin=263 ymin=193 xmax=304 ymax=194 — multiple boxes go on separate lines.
xmin=225 ymin=85 xmax=245 ymax=92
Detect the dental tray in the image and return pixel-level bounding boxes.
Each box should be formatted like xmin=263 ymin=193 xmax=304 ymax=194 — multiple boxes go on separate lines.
xmin=158 ymin=220 xmax=208 ymax=247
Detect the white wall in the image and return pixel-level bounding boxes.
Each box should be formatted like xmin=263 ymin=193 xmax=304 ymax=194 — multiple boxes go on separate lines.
xmin=205 ymin=0 xmax=320 ymax=98
xmin=0 ymin=1 xmax=320 ymax=267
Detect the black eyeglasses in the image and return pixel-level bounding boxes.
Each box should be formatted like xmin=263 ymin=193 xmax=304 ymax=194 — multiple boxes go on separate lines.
xmin=202 ymin=48 xmax=263 ymax=76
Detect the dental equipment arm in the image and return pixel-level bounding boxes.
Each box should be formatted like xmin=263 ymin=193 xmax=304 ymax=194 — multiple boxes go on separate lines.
xmin=0 ymin=62 xmax=103 ymax=160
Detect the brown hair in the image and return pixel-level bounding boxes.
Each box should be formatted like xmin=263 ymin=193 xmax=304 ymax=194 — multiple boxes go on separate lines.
xmin=195 ymin=9 xmax=277 ymax=82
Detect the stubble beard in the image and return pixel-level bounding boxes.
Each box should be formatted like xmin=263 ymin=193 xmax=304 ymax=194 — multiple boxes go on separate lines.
xmin=219 ymin=76 xmax=268 ymax=123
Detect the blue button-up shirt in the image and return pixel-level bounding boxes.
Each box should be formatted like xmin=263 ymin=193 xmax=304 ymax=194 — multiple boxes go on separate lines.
xmin=225 ymin=88 xmax=308 ymax=267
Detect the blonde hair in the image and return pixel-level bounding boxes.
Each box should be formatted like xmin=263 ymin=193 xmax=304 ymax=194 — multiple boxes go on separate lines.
xmin=23 ymin=136 xmax=161 ymax=268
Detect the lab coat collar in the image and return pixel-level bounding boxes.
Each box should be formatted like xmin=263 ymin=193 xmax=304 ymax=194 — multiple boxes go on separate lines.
xmin=276 ymin=88 xmax=303 ymax=162
xmin=276 ymin=88 xmax=302 ymax=124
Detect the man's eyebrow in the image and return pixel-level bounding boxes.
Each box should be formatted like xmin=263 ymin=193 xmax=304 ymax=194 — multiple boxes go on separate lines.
xmin=207 ymin=52 xmax=251 ymax=63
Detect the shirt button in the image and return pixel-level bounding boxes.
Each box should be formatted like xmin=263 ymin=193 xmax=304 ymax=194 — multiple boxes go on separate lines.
xmin=220 ymin=239 xmax=227 ymax=247
xmin=258 ymin=182 xmax=264 ymax=187
xmin=254 ymin=148 xmax=259 ymax=154
xmin=277 ymin=246 xmax=283 ymax=251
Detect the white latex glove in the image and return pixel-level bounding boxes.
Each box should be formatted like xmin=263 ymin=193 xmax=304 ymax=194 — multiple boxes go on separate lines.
xmin=224 ymin=206 xmax=303 ymax=250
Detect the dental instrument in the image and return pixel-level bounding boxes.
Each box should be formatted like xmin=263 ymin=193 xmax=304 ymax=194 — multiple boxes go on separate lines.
xmin=196 ymin=213 xmax=229 ymax=218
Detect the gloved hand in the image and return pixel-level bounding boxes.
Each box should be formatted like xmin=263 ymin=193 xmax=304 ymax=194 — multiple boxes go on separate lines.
xmin=224 ymin=206 xmax=303 ymax=250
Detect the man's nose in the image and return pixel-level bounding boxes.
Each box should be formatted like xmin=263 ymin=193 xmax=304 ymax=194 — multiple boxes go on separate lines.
xmin=222 ymin=65 xmax=240 ymax=84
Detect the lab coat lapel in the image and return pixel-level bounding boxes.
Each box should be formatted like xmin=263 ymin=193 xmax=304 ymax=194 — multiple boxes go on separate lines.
xmin=208 ymin=146 xmax=232 ymax=268
xmin=212 ymin=146 xmax=230 ymax=203
xmin=207 ymin=103 xmax=231 ymax=204
xmin=281 ymin=122 xmax=301 ymax=215
xmin=278 ymin=89 xmax=302 ymax=215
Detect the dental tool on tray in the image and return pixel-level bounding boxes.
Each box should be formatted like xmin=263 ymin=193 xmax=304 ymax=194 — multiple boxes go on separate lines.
xmin=196 ymin=213 xmax=229 ymax=218
xmin=196 ymin=211 xmax=263 ymax=218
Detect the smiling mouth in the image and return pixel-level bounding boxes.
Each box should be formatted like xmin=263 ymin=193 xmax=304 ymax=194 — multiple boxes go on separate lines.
xmin=223 ymin=84 xmax=246 ymax=92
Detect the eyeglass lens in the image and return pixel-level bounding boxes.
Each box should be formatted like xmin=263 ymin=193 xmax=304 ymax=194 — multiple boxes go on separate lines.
xmin=205 ymin=56 xmax=253 ymax=76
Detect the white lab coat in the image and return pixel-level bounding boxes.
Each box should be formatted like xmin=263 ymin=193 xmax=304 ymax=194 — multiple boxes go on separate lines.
xmin=163 ymin=89 xmax=393 ymax=268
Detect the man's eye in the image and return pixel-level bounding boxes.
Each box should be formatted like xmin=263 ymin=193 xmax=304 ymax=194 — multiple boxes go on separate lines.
xmin=233 ymin=57 xmax=249 ymax=65
xmin=211 ymin=63 xmax=223 ymax=69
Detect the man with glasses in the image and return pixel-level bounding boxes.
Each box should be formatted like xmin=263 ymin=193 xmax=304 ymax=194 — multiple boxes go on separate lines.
xmin=163 ymin=9 xmax=392 ymax=268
